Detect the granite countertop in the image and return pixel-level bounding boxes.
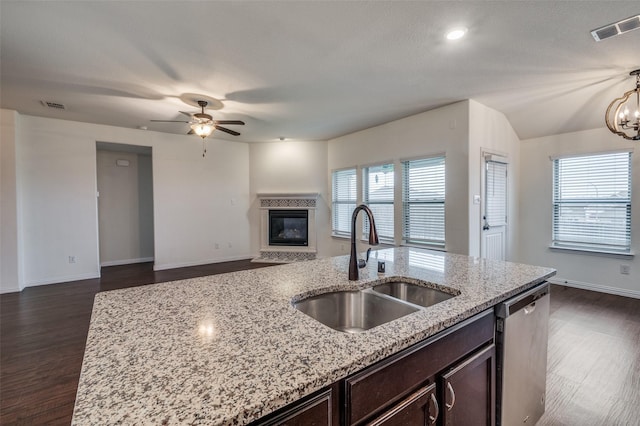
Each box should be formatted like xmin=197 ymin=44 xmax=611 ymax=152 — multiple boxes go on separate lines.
xmin=72 ymin=247 xmax=556 ymax=425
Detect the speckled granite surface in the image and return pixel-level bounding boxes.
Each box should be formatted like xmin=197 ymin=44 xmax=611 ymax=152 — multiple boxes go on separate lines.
xmin=72 ymin=247 xmax=555 ymax=425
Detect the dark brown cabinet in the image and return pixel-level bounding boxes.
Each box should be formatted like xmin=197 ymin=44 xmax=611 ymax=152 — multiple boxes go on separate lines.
xmin=345 ymin=310 xmax=494 ymax=425
xmin=360 ymin=343 xmax=495 ymax=426
xmin=254 ymin=310 xmax=495 ymax=426
xmin=368 ymin=383 xmax=438 ymax=426
xmin=256 ymin=385 xmax=339 ymax=426
xmin=440 ymin=344 xmax=495 ymax=426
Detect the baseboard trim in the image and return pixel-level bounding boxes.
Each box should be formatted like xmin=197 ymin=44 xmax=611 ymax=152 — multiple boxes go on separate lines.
xmin=0 ymin=284 xmax=21 ymax=294
xmin=100 ymin=257 xmax=154 ymax=267
xmin=548 ymin=277 xmax=640 ymax=299
xmin=153 ymin=255 xmax=252 ymax=271
xmin=26 ymin=272 xmax=101 ymax=288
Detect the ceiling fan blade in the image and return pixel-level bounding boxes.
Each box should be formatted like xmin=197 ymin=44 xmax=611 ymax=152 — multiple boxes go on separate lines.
xmin=214 ymin=120 xmax=245 ymax=125
xmin=215 ymin=125 xmax=241 ymax=136
xmin=179 ymin=111 xmax=194 ymax=117
xmin=187 ymin=129 xmax=195 ymax=135
xmin=151 ymin=120 xmax=190 ymax=123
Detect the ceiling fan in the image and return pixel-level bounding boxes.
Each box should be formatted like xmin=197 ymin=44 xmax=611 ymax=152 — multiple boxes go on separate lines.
xmin=152 ymin=100 xmax=245 ymax=137
xmin=151 ymin=100 xmax=245 ymax=156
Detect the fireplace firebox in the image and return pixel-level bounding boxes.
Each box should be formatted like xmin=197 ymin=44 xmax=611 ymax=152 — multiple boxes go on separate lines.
xmin=269 ymin=210 xmax=308 ymax=246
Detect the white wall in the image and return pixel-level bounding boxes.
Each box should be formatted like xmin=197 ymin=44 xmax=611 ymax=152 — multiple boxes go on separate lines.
xmin=327 ymin=101 xmax=471 ymax=256
xmin=468 ymin=100 xmax=521 ymax=260
xmin=4 ymin=113 xmax=251 ymax=289
xmin=96 ymin=149 xmax=154 ymax=266
xmin=1 ymin=110 xmax=23 ymax=292
xmin=18 ymin=116 xmax=101 ymax=286
xmin=519 ymin=127 xmax=639 ymax=298
xmin=151 ymin=131 xmax=250 ymax=270
xmin=249 ymin=140 xmax=330 ymax=257
xmin=138 ymin=154 xmax=154 ymax=259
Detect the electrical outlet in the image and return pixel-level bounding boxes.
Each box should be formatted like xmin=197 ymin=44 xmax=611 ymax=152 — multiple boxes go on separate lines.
xmin=620 ymin=264 xmax=630 ymax=275
xmin=68 ymin=256 xmax=76 ymax=264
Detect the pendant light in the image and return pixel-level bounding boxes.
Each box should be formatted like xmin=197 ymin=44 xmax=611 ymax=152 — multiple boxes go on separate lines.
xmin=606 ymin=69 xmax=640 ymax=141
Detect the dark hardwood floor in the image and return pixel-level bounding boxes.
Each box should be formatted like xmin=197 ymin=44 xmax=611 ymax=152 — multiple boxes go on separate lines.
xmin=2 ymin=265 xmax=639 ymax=425
xmin=539 ymin=285 xmax=640 ymax=426
xmin=0 ymin=260 xmax=277 ymax=425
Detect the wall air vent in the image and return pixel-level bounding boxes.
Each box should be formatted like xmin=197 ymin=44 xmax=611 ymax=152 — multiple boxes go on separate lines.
xmin=40 ymin=100 xmax=66 ymax=110
xmin=591 ymin=14 xmax=640 ymax=41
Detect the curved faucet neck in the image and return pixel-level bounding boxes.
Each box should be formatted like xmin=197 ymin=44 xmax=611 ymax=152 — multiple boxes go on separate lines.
xmin=349 ymin=204 xmax=379 ymax=280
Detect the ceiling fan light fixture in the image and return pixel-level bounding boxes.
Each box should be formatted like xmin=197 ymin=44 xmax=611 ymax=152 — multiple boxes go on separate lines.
xmin=446 ymin=27 xmax=467 ymax=41
xmin=191 ymin=122 xmax=214 ymax=138
xmin=606 ymin=69 xmax=640 ymax=141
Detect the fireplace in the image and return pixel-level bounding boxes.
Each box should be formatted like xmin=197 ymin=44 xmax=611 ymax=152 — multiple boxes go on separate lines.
xmin=255 ymin=193 xmax=318 ymax=263
xmin=269 ymin=210 xmax=308 ymax=246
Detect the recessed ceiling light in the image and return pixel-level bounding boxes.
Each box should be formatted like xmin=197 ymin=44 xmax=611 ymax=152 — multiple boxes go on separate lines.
xmin=446 ymin=27 xmax=468 ymax=41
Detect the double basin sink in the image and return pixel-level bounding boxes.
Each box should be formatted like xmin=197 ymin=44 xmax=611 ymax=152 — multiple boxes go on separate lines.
xmin=294 ymin=281 xmax=457 ymax=333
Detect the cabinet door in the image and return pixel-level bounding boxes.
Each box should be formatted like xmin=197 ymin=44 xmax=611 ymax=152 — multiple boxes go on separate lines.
xmin=257 ymin=387 xmax=335 ymax=426
xmin=345 ymin=310 xmax=495 ymax=425
xmin=440 ymin=344 xmax=495 ymax=426
xmin=368 ymin=383 xmax=439 ymax=426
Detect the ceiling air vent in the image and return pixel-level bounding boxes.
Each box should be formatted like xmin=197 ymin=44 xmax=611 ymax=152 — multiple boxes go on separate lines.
xmin=41 ymin=100 xmax=66 ymax=110
xmin=591 ymin=14 xmax=640 ymax=41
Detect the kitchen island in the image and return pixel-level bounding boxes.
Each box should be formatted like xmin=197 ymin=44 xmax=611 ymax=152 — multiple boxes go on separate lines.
xmin=72 ymin=247 xmax=555 ymax=425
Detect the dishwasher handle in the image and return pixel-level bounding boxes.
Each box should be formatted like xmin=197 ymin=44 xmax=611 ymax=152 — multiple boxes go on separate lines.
xmin=496 ymin=282 xmax=549 ymax=318
xmin=524 ymin=302 xmax=536 ymax=315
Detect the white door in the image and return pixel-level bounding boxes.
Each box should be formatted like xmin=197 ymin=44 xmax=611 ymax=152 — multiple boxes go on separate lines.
xmin=481 ymin=155 xmax=508 ymax=260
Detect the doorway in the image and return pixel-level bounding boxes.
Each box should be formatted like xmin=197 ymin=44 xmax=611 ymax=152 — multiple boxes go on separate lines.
xmin=481 ymin=154 xmax=508 ymax=261
xmin=96 ymin=142 xmax=154 ymax=267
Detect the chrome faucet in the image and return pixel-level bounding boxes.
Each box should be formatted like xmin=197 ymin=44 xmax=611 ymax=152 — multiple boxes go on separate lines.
xmin=349 ymin=204 xmax=379 ymax=280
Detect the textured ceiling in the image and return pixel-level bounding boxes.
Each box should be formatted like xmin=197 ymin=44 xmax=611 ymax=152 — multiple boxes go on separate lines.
xmin=1 ymin=1 xmax=639 ymax=143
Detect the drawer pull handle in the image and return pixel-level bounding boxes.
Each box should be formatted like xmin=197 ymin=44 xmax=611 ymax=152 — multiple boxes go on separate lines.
xmin=445 ymin=382 xmax=456 ymax=411
xmin=428 ymin=392 xmax=439 ymax=424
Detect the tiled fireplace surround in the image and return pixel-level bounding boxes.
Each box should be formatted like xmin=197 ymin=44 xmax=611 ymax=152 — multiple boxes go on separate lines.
xmin=253 ymin=193 xmax=318 ymax=263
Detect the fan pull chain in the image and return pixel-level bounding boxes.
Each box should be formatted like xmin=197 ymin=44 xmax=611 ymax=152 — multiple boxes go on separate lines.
xmin=202 ymin=139 xmax=207 ymax=157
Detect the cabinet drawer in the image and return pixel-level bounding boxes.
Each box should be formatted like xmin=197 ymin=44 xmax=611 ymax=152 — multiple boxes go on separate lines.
xmin=367 ymin=383 xmax=437 ymax=426
xmin=345 ymin=310 xmax=494 ymax=425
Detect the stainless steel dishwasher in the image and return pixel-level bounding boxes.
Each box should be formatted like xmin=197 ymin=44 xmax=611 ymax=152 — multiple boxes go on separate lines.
xmin=495 ymin=282 xmax=550 ymax=426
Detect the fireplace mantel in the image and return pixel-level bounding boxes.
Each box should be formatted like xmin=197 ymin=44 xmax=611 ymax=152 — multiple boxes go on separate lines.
xmin=254 ymin=193 xmax=319 ymax=263
xmin=257 ymin=193 xmax=319 ymax=210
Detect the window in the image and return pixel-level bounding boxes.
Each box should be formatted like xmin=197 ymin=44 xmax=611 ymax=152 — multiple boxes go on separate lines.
xmin=552 ymin=151 xmax=632 ymax=254
xmin=332 ymin=168 xmax=357 ymax=237
xmin=402 ymin=156 xmax=446 ymax=247
xmin=485 ymin=158 xmax=507 ymax=228
xmin=363 ymin=163 xmax=394 ymax=242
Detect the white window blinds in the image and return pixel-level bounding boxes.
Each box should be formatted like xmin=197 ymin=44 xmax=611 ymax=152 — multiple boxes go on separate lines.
xmin=552 ymin=151 xmax=632 ymax=254
xmin=485 ymin=160 xmax=507 ymax=227
xmin=402 ymin=156 xmax=446 ymax=247
xmin=363 ymin=164 xmax=394 ymax=242
xmin=332 ymin=168 xmax=357 ymax=237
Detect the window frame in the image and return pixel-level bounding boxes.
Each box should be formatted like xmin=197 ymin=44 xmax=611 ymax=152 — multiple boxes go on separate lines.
xmin=551 ymin=150 xmax=633 ymax=256
xmin=401 ymin=154 xmax=446 ymax=249
xmin=331 ymin=167 xmax=358 ymax=238
xmin=362 ymin=162 xmax=395 ymax=243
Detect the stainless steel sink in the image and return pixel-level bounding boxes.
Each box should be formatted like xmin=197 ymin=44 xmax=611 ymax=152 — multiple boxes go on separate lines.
xmin=294 ymin=290 xmax=419 ymax=333
xmin=372 ymin=281 xmax=455 ymax=308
